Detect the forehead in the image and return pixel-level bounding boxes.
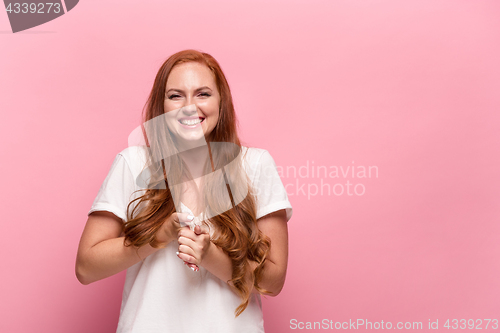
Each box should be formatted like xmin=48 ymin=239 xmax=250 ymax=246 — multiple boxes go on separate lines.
xmin=166 ymin=62 xmax=216 ymax=89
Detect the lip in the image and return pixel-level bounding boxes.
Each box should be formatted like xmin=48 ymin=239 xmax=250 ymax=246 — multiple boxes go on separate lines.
xmin=178 ymin=116 xmax=205 ymax=129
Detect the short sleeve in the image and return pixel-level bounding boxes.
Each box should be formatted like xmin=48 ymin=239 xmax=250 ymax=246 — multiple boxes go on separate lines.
xmin=87 ymin=153 xmax=137 ymax=222
xmin=252 ymin=150 xmax=293 ymax=221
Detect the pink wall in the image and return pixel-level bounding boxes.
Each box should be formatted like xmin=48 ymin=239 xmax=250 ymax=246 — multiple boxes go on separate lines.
xmin=1 ymin=0 xmax=499 ymax=332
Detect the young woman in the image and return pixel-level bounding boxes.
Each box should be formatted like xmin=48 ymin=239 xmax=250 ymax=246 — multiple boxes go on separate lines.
xmin=76 ymin=49 xmax=293 ymax=332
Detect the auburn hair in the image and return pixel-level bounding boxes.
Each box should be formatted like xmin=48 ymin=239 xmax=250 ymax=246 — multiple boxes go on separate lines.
xmin=122 ymin=49 xmax=272 ymax=316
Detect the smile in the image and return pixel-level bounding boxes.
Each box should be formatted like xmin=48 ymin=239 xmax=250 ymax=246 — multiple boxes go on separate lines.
xmin=178 ymin=117 xmax=205 ymax=126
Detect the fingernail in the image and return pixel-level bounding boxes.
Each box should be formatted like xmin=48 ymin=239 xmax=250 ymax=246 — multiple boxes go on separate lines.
xmin=187 ymin=214 xmax=194 ymax=220
xmin=175 ymin=251 xmax=179 ymax=255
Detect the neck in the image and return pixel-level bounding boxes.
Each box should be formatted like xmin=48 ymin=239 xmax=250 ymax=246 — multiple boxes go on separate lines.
xmin=179 ymin=145 xmax=211 ymax=180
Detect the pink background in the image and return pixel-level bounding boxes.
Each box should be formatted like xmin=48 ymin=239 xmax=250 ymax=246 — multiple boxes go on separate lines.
xmin=1 ymin=0 xmax=499 ymax=332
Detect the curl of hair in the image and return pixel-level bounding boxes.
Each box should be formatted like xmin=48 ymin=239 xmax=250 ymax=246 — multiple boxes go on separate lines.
xmin=122 ymin=49 xmax=273 ymax=317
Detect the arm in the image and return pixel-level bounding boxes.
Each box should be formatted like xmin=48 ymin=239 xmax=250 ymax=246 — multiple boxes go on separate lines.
xmin=180 ymin=209 xmax=289 ymax=296
xmin=75 ymin=211 xmax=191 ymax=285
xmin=252 ymin=208 xmax=289 ymax=296
xmin=75 ymin=211 xmax=165 ymax=285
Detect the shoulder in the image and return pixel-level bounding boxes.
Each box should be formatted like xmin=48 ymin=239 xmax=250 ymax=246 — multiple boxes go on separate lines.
xmin=116 ymin=145 xmax=149 ymax=176
xmin=118 ymin=145 xmax=148 ymax=159
xmin=241 ymin=146 xmax=279 ymax=181
xmin=241 ymin=146 xmax=274 ymax=165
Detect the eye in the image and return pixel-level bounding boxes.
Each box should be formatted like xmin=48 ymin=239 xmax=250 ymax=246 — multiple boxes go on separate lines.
xmin=199 ymin=92 xmax=211 ymax=97
xmin=168 ymin=94 xmax=181 ymax=99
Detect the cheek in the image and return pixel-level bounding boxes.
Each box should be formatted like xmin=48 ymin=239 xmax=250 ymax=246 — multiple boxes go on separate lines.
xmin=166 ymin=101 xmax=185 ymax=111
xmin=200 ymin=102 xmax=219 ymax=119
xmin=163 ymin=102 xmax=175 ymax=113
xmin=208 ymin=108 xmax=219 ymax=124
xmin=210 ymin=99 xmax=221 ymax=116
xmin=163 ymin=109 xmax=176 ymax=121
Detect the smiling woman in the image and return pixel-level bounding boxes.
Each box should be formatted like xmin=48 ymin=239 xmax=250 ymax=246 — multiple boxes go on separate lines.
xmin=76 ymin=49 xmax=293 ymax=333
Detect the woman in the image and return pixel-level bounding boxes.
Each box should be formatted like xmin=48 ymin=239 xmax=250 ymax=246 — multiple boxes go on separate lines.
xmin=76 ymin=49 xmax=293 ymax=332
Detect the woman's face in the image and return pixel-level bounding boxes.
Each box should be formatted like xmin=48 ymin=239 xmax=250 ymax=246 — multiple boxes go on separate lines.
xmin=164 ymin=62 xmax=220 ymax=149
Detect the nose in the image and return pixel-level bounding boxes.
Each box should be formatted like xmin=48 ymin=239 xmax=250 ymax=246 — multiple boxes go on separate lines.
xmin=180 ymin=103 xmax=198 ymax=117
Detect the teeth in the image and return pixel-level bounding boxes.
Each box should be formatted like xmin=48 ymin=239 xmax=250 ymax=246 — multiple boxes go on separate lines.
xmin=180 ymin=118 xmax=203 ymax=126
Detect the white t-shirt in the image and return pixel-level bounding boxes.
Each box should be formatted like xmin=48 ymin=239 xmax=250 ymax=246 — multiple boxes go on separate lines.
xmin=87 ymin=145 xmax=293 ymax=333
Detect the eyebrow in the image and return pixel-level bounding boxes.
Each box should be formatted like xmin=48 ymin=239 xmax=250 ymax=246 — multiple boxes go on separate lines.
xmin=166 ymin=86 xmax=213 ymax=94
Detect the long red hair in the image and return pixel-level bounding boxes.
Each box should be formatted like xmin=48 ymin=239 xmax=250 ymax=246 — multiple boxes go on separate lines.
xmin=122 ymin=49 xmax=272 ymax=316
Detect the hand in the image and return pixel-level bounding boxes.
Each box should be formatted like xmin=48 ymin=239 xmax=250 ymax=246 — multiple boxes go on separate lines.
xmin=176 ymin=224 xmax=211 ymax=271
xmin=156 ymin=212 xmax=195 ymax=245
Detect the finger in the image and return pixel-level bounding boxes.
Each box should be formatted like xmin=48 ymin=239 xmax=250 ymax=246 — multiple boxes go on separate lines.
xmin=194 ymin=224 xmax=210 ymax=235
xmin=184 ymin=262 xmax=199 ymax=272
xmin=177 ymin=251 xmax=197 ymax=264
xmin=178 ymin=228 xmax=197 ymax=241
xmin=176 ymin=245 xmax=195 ymax=259
xmin=177 ymin=236 xmax=198 ymax=250
xmin=172 ymin=212 xmax=195 ymax=228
